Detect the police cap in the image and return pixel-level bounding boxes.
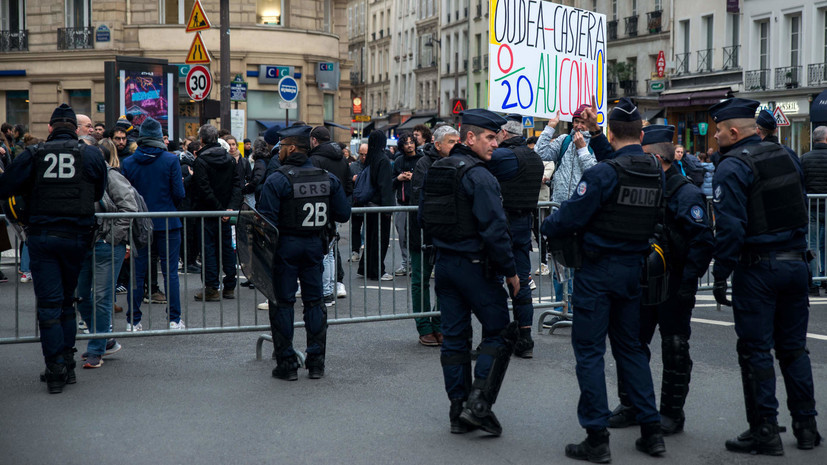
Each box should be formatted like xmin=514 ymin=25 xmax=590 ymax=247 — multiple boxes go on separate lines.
xmin=50 ymin=103 xmax=77 ymax=126
xmin=460 ymin=109 xmax=507 ymax=132
xmin=641 ymin=124 xmax=675 ymax=145
xmin=609 ymin=98 xmax=640 ymax=122
xmin=756 ymin=109 xmax=777 ymax=131
xmin=505 ymin=113 xmax=523 ymax=122
xmin=709 ymin=98 xmax=760 ymax=123
xmin=278 ymin=125 xmax=312 ymax=148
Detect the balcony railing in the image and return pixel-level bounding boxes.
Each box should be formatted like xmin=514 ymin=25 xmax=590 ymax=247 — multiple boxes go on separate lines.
xmin=696 ymin=48 xmax=712 ymax=73
xmin=646 ymin=10 xmax=662 ymax=34
xmin=483 ymin=54 xmax=488 ymax=69
xmin=608 ymin=20 xmax=618 ymax=40
xmin=58 ymin=27 xmax=94 ymax=50
xmin=0 ymin=29 xmax=28 ymax=52
xmin=607 ymin=82 xmax=618 ymax=99
xmin=675 ymin=52 xmax=689 ymax=75
xmin=745 ymin=69 xmax=770 ymax=90
xmin=472 ymin=56 xmax=481 ymax=71
xmin=624 ymin=16 xmax=638 ymax=37
xmin=723 ymin=45 xmax=740 ymax=70
xmin=620 ymin=79 xmax=637 ymax=96
xmin=809 ymin=63 xmax=827 ymax=87
xmin=775 ymin=66 xmax=801 ymax=89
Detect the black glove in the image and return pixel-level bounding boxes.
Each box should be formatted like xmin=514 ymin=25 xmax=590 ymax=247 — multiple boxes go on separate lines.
xmin=713 ymin=280 xmax=732 ymax=306
xmin=677 ymin=280 xmax=697 ymax=309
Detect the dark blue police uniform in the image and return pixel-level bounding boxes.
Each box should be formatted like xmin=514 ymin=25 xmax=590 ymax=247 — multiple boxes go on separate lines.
xmin=257 ymin=125 xmax=350 ymax=381
xmin=710 ymin=98 xmax=821 ymax=454
xmin=542 ymin=98 xmax=665 ymax=461
xmin=488 ymin=132 xmax=544 ymax=358
xmin=419 ymin=109 xmax=518 ymax=437
xmin=0 ymin=104 xmax=107 ymax=393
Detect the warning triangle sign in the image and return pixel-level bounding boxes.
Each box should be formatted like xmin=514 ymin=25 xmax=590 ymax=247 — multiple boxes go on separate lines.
xmin=185 ymin=32 xmax=211 ymax=64
xmin=452 ymin=99 xmax=466 ymax=114
xmin=186 ymin=0 xmax=211 ymax=33
xmin=772 ymin=106 xmax=790 ymax=127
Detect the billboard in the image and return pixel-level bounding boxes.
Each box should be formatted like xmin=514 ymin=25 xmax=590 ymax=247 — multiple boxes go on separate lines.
xmin=105 ymin=57 xmax=179 ymax=141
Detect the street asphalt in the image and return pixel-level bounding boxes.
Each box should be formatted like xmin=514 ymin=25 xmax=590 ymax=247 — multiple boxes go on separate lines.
xmin=1 ymin=234 xmax=827 ymax=464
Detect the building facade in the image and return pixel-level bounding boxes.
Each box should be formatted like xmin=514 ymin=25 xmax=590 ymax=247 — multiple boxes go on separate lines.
xmin=0 ymin=0 xmax=353 ymax=142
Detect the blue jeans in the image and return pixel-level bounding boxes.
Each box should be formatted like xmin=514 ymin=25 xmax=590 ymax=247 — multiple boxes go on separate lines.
xmin=322 ymin=238 xmax=336 ymax=298
xmin=77 ymin=241 xmax=126 ymax=355
xmin=808 ymin=210 xmax=825 ymax=282
xmin=202 ymin=219 xmax=236 ymax=291
xmin=127 ymin=229 xmax=182 ymax=324
xmin=20 ymin=242 xmax=30 ymax=273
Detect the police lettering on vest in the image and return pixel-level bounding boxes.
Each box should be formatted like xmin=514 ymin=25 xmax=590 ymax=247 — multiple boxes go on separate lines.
xmin=30 ymin=140 xmax=96 ymax=218
xmin=498 ymin=145 xmax=544 ymax=213
xmin=421 ymin=155 xmax=482 ymax=243
xmin=589 ymin=154 xmax=663 ymax=242
xmin=278 ymin=166 xmax=332 ymax=235
xmin=721 ymin=141 xmax=808 ymax=237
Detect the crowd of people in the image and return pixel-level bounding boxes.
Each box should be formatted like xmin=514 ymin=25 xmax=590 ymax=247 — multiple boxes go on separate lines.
xmin=0 ymin=96 xmax=822 ymax=461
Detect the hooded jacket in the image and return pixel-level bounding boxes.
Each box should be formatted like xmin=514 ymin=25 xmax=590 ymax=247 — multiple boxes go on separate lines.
xmin=534 ymin=126 xmax=596 ymax=205
xmin=309 ymin=141 xmax=353 ymax=196
xmin=121 ymin=144 xmax=185 ymax=231
xmin=192 ymin=143 xmax=243 ymax=212
xmin=365 ymin=131 xmax=395 ymax=206
xmin=392 ymin=149 xmax=423 ymax=205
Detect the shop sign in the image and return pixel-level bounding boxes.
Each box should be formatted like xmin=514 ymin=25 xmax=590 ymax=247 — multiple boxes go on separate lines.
xmin=759 ymin=100 xmax=799 ymax=115
xmin=259 ymin=65 xmax=293 ymax=84
xmin=649 ymin=80 xmax=665 ymax=93
xmin=697 ymin=122 xmax=708 ymax=136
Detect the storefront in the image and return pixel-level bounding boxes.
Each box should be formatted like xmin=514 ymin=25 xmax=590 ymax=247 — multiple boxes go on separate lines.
xmin=659 ymin=86 xmax=733 ymax=154
xmin=756 ymin=97 xmax=811 ymax=156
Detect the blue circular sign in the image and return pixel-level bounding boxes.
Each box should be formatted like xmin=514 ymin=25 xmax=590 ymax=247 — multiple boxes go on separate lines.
xmin=278 ymin=76 xmax=299 ymax=103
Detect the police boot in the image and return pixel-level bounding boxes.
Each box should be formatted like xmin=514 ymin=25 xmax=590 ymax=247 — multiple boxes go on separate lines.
xmin=635 ymin=422 xmax=666 ymax=456
xmin=608 ymin=380 xmax=639 ymax=429
xmin=43 ymin=362 xmax=68 ymax=394
xmin=449 ymin=398 xmax=477 ymax=434
xmin=564 ymin=428 xmax=611 ymax=464
xmin=272 ymin=354 xmax=300 ymax=381
xmin=660 ymin=335 xmax=692 ymax=435
xmin=793 ymin=417 xmax=822 ymax=450
xmin=725 ymin=418 xmax=783 ymax=456
xmin=63 ymin=348 xmax=77 ymax=385
xmin=460 ymin=388 xmax=502 ymax=436
xmin=305 ymin=354 xmax=325 ymax=380
xmin=513 ymin=327 xmax=534 ymax=359
xmin=305 ymin=306 xmax=327 ymax=379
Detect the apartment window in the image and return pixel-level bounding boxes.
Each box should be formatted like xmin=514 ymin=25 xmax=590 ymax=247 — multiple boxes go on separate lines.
xmin=475 ymin=83 xmax=480 ymax=107
xmin=611 ymin=0 xmax=617 ymax=20
xmin=704 ymin=15 xmax=713 ymax=50
xmin=66 ymin=0 xmax=91 ymax=28
xmin=1 ymin=0 xmax=26 ymax=31
xmin=790 ymin=15 xmax=800 ymax=67
xmin=5 ymin=90 xmax=28 ymax=129
xmin=632 ymin=0 xmax=637 ymax=16
xmin=681 ymin=20 xmax=689 ymax=53
xmin=160 ymin=0 xmax=195 ymax=25
xmin=655 ymin=0 xmax=662 ymax=11
xmin=759 ymin=20 xmax=769 ymax=70
xmin=730 ymin=13 xmax=739 ymax=45
xmin=323 ymin=0 xmax=332 ymax=33
xmin=257 ymin=0 xmax=284 ymax=26
xmin=68 ymin=89 xmax=91 ymax=115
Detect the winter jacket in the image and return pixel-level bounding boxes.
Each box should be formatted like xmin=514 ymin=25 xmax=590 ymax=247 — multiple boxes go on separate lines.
xmin=121 ymin=144 xmax=185 ymax=231
xmin=802 ymin=142 xmax=827 ymax=194
xmin=234 ymin=155 xmax=253 ymax=190
xmin=192 ymin=143 xmax=243 ymax=212
xmin=534 ymin=126 xmax=596 ymax=204
xmin=309 ymin=141 xmax=353 ymax=196
xmin=700 ymin=161 xmax=715 ymax=198
xmin=367 ymin=148 xmax=395 ymax=207
xmin=97 ymin=166 xmax=139 ymax=245
xmin=411 ymin=143 xmax=440 ymax=202
xmin=392 ymin=150 xmax=423 ymax=205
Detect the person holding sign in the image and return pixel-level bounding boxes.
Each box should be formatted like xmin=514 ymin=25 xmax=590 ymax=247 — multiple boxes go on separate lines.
xmin=541 ymin=99 xmax=666 ymax=461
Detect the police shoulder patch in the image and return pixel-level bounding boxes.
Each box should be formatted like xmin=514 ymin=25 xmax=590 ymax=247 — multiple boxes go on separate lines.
xmin=577 ymin=181 xmax=587 ymax=196
xmin=713 ymin=185 xmax=722 ymax=203
xmin=690 ymin=205 xmax=704 ymax=222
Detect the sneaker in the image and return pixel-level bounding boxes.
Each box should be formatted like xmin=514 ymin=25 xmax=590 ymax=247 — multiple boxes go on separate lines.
xmin=169 ymin=320 xmax=186 ymax=330
xmin=126 ymin=322 xmax=143 ymax=332
xmin=77 ymin=319 xmax=89 ymax=334
xmin=394 ymin=265 xmax=409 ymax=276
xmin=83 ymin=354 xmax=103 ymax=369
xmin=115 ymin=285 xmax=128 ymax=295
xmin=336 ymin=282 xmax=347 ymax=298
xmin=324 ymin=294 xmax=335 ymax=307
xmin=104 ymin=339 xmax=122 ymax=356
xmin=20 ymin=271 xmax=32 ymax=283
xmin=0 ymin=271 xmax=8 ymax=283
xmin=528 ymin=277 xmax=536 ymax=290
xmin=535 ymin=263 xmax=550 ymax=276
xmin=350 ymin=251 xmax=361 ymax=262
xmin=380 ymin=273 xmax=394 ymax=281
xmin=257 ymin=300 xmax=270 ymax=310
xmin=185 ymin=264 xmax=202 ymax=274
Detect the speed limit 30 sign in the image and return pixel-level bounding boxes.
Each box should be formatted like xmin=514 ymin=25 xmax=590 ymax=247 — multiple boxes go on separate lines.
xmin=186 ymin=65 xmax=212 ymax=101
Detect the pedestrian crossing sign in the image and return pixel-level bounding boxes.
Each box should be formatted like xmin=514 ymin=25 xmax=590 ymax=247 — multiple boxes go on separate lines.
xmin=772 ymin=106 xmax=790 ymax=127
xmin=186 ymin=0 xmax=211 ymax=33
xmin=185 ymin=32 xmax=211 ymax=64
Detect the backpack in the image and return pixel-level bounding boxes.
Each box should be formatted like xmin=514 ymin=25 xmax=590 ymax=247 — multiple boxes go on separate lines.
xmin=130 ymin=186 xmax=153 ymax=250
xmin=352 ymin=164 xmax=375 ymax=206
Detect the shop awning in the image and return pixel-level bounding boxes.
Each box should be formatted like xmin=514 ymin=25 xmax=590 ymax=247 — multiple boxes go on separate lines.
xmin=378 ymin=123 xmax=398 ymax=133
xmin=255 ymin=120 xmax=284 ymax=130
xmin=658 ymin=86 xmax=732 ymax=107
xmin=397 ymin=115 xmax=435 ymax=130
xmin=812 ymin=89 xmax=827 ymax=125
xmin=642 ymin=108 xmax=665 ymax=122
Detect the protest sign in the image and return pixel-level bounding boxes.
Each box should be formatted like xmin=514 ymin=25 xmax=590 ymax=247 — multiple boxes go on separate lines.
xmin=488 ymin=1 xmax=607 ymax=125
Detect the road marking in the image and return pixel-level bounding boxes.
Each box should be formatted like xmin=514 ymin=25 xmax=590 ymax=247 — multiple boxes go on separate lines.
xmin=359 ymin=286 xmax=408 ymax=291
xmin=691 ymin=317 xmax=734 ymax=327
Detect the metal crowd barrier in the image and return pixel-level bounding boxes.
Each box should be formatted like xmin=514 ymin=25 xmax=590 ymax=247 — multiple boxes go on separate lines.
xmin=2 ymin=195 xmax=825 ymax=349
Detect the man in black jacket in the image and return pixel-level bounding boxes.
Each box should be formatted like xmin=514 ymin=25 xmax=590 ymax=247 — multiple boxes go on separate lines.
xmin=802 ymin=125 xmax=827 ymax=293
xmin=310 ymin=126 xmax=353 ymax=300
xmin=192 ymin=124 xmax=243 ymax=301
xmin=392 ymin=133 xmax=422 ymax=276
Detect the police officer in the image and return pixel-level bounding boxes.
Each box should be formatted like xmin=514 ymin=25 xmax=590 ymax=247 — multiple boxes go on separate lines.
xmin=541 ymin=98 xmax=665 ymax=461
xmin=488 ymin=114 xmax=545 ymax=358
xmin=604 ymin=125 xmax=714 ymax=435
xmin=419 ymin=109 xmax=520 ymax=436
xmin=257 ymin=125 xmax=351 ymax=381
xmin=710 ymin=98 xmax=821 ymax=454
xmin=0 ymin=103 xmax=107 ymax=393
xmin=756 ymin=108 xmax=798 ymax=157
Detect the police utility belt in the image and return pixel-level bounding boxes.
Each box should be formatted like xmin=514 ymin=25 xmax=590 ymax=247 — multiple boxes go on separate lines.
xmin=739 ymin=250 xmax=808 ymax=266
